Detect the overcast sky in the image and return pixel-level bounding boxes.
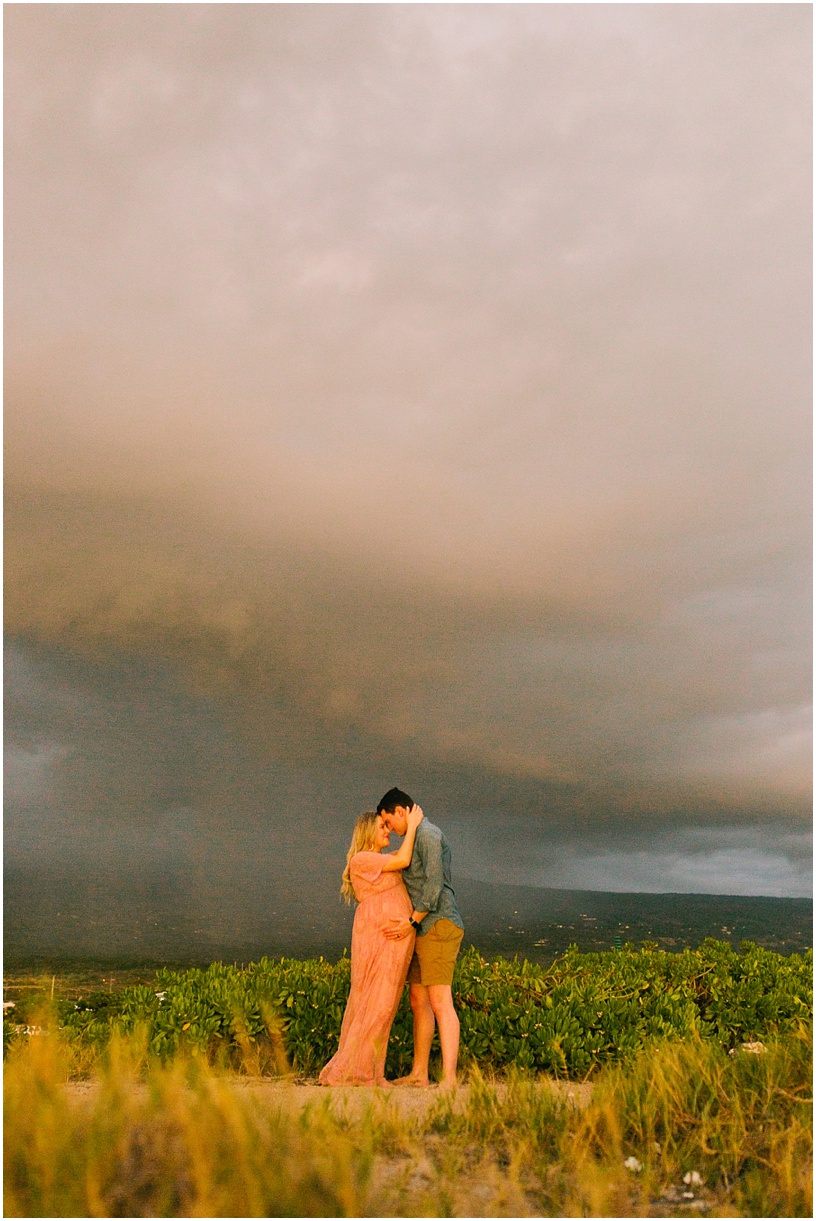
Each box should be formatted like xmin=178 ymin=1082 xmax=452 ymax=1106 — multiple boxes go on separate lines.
xmin=5 ymin=4 xmax=811 ymax=921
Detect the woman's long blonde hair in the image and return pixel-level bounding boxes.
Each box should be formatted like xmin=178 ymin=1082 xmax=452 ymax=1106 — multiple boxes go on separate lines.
xmin=340 ymin=811 xmax=380 ymax=904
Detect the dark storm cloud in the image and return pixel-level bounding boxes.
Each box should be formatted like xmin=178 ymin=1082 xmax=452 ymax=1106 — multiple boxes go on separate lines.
xmin=4 ymin=5 xmax=811 ymax=897
xmin=5 ymin=639 xmax=810 ymax=906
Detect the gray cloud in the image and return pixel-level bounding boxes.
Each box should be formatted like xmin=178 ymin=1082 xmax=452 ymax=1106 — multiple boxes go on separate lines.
xmin=4 ymin=5 xmax=811 ymax=898
xmin=448 ymin=813 xmax=812 ymax=898
xmin=5 ymin=640 xmax=810 ymax=910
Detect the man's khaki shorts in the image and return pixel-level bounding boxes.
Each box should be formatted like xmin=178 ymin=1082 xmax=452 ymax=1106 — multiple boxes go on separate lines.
xmin=408 ymin=919 xmax=465 ymax=987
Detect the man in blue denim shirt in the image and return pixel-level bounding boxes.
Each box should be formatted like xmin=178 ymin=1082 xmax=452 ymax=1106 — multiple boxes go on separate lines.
xmin=379 ymin=787 xmax=464 ymax=1088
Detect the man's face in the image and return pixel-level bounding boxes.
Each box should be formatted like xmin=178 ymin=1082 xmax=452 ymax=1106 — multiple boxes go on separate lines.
xmin=382 ymin=806 xmax=409 ymax=837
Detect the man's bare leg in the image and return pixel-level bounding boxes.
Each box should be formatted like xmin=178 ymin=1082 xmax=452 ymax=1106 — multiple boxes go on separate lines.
xmin=428 ymin=984 xmax=460 ymax=1088
xmin=394 ymin=983 xmax=435 ymax=1085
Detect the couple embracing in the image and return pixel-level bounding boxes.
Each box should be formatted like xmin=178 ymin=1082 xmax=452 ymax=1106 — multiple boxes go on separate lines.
xmin=319 ymin=787 xmax=464 ymax=1089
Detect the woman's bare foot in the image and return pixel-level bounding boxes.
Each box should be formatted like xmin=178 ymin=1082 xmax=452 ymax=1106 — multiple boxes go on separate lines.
xmin=393 ymin=1074 xmax=431 ymax=1087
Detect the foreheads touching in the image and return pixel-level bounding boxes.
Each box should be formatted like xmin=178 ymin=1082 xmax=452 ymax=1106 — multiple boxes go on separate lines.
xmin=376 ymin=787 xmax=413 ymax=836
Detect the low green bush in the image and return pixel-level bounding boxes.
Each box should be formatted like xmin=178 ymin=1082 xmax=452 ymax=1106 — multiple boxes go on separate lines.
xmin=50 ymin=939 xmax=811 ymax=1079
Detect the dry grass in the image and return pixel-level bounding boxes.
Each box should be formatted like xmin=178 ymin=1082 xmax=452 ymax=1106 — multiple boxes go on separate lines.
xmin=4 ymin=1021 xmax=811 ymax=1217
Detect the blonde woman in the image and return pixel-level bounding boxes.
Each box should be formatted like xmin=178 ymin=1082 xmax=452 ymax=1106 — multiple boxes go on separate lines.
xmin=319 ymin=804 xmax=424 ymax=1086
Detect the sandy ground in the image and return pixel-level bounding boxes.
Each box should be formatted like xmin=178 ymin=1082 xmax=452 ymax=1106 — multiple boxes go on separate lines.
xmin=64 ymin=1076 xmax=593 ymax=1118
xmin=232 ymin=1076 xmax=593 ymax=1117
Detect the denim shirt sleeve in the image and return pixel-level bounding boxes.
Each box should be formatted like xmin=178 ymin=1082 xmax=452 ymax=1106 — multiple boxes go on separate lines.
xmin=414 ymin=827 xmax=444 ymax=913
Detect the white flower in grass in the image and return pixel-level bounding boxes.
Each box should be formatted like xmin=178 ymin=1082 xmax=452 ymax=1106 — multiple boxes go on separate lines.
xmin=683 ymin=1171 xmax=703 ymax=1186
xmin=623 ymin=1156 xmax=642 ymax=1172
xmin=155 ymin=992 xmax=167 ymax=1000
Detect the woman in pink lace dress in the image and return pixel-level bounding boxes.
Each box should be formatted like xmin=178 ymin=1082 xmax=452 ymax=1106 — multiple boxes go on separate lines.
xmin=319 ymin=805 xmax=424 ymax=1086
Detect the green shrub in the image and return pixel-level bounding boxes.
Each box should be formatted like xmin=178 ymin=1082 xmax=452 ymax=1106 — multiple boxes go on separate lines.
xmin=49 ymin=940 xmax=812 ymax=1079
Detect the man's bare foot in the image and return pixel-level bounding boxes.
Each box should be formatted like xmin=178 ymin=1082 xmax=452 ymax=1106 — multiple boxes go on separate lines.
xmin=393 ymin=1074 xmax=431 ymax=1087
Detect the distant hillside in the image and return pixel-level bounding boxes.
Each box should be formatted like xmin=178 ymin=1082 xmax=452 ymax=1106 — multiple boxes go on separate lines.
xmin=4 ymin=864 xmax=811 ymax=965
xmin=454 ymin=876 xmax=812 ymax=960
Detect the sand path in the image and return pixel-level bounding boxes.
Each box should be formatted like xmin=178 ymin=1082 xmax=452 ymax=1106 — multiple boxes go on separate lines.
xmin=64 ymin=1076 xmax=592 ymax=1117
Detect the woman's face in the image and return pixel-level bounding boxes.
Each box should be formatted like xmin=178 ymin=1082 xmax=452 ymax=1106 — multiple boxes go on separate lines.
xmin=373 ymin=815 xmax=391 ymax=851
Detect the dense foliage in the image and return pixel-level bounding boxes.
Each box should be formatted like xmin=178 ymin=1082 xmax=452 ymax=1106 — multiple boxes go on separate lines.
xmin=50 ymin=939 xmax=812 ymax=1078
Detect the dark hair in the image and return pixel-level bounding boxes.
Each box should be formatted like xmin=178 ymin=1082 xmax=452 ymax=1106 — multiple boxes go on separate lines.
xmin=376 ymin=787 xmax=414 ymax=815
